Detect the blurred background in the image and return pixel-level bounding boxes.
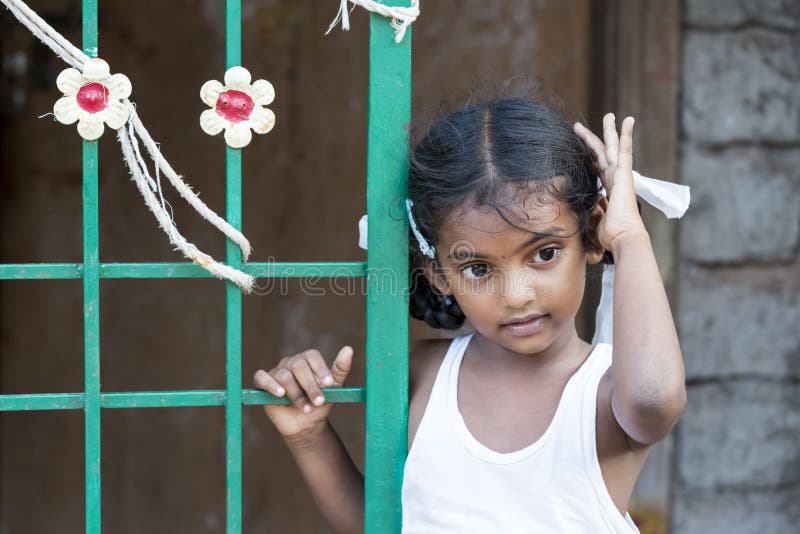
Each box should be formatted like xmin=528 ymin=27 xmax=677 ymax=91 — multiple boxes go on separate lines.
xmin=1 ymin=0 xmax=797 ymax=532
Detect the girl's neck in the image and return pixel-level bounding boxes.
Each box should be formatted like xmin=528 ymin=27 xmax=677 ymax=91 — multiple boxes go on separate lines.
xmin=469 ymin=322 xmax=588 ymax=375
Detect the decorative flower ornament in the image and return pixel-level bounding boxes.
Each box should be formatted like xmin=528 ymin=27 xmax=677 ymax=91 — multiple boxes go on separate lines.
xmin=53 ymin=58 xmax=132 ymax=140
xmin=200 ymin=66 xmax=276 ymax=149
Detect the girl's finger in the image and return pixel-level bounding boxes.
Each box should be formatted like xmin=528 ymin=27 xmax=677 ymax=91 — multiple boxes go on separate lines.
xmin=300 ymin=349 xmax=335 ymax=387
xmin=253 ymin=369 xmax=286 ymax=397
xmin=617 ymin=116 xmax=635 ymax=176
xmin=330 ymin=346 xmax=354 ymax=386
xmin=288 ymin=356 xmax=327 ymax=407
xmin=602 ymin=113 xmax=619 ymax=168
xmin=573 ymin=122 xmax=609 ymax=172
xmin=612 ymin=117 xmax=637 ymax=209
xmin=272 ymin=367 xmax=314 ymax=413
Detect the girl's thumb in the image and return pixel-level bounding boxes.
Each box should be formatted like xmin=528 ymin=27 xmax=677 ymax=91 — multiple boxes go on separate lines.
xmin=330 ymin=346 xmax=354 ymax=386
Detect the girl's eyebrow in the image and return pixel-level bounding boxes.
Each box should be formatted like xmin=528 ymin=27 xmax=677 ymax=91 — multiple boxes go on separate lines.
xmin=448 ymin=225 xmax=566 ymax=261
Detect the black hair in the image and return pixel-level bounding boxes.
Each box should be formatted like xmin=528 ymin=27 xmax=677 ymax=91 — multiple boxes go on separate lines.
xmin=408 ymin=92 xmax=615 ymax=330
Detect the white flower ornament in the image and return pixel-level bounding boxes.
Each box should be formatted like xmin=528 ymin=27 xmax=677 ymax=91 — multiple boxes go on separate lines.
xmin=200 ymin=66 xmax=275 ymax=148
xmin=53 ymin=58 xmax=132 ymax=140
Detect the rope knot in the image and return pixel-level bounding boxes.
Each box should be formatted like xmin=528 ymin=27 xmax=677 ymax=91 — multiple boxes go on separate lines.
xmin=326 ymin=0 xmax=420 ymax=43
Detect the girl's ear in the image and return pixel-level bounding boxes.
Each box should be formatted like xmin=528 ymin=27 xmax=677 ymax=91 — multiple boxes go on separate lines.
xmin=422 ymin=256 xmax=453 ymax=296
xmin=584 ymin=195 xmax=608 ymax=265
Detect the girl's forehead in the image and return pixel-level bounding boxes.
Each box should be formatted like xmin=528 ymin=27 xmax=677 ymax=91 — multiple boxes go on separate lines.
xmin=438 ymin=199 xmax=578 ymax=246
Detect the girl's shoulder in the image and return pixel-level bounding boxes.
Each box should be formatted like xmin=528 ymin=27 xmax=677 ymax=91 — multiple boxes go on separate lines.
xmin=409 ymin=337 xmax=452 ymax=398
xmin=408 ymin=337 xmax=453 ymax=449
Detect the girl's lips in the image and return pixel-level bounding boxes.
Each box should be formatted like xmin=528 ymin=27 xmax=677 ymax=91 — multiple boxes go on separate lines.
xmin=502 ymin=314 xmax=549 ymax=336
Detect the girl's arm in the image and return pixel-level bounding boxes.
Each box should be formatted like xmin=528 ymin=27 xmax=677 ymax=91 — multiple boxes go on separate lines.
xmin=254 ymin=347 xmax=363 ymax=533
xmin=609 ymin=229 xmax=686 ymax=445
xmin=576 ymin=115 xmax=687 ymax=446
xmin=283 ymin=422 xmax=364 ymax=534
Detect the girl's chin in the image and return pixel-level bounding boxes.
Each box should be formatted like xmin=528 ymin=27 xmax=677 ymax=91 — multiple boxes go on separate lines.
xmin=496 ymin=320 xmax=568 ymax=353
xmin=488 ymin=330 xmax=553 ymax=356
xmin=472 ymin=318 xmax=564 ymax=355
xmin=503 ymin=337 xmax=550 ymax=354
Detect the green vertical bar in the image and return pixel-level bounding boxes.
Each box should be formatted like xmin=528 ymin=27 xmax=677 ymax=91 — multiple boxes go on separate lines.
xmin=225 ymin=1 xmax=243 ymax=533
xmin=365 ymin=4 xmax=412 ymax=532
xmin=82 ymin=1 xmax=101 ymax=532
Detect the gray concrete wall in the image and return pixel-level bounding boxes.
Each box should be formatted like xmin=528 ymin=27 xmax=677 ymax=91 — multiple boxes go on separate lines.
xmin=673 ymin=1 xmax=800 ymax=532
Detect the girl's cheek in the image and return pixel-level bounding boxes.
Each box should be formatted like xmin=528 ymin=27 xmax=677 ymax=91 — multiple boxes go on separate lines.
xmin=537 ymin=256 xmax=582 ymax=301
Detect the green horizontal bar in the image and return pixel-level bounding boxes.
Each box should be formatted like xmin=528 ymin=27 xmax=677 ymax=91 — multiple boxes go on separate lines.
xmin=241 ymin=387 xmax=366 ymax=405
xmin=102 ymin=391 xmax=226 ymax=408
xmin=104 ymin=262 xmax=368 ymax=278
xmin=0 ymin=388 xmax=366 ymax=411
xmin=0 ymin=262 xmax=367 ymax=280
xmin=0 ymin=393 xmax=84 ymax=411
xmin=0 ymin=264 xmax=82 ymax=279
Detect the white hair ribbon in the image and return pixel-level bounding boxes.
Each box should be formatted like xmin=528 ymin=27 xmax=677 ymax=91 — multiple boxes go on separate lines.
xmin=592 ymin=171 xmax=690 ymax=344
xmin=357 ymin=172 xmax=691 ymax=342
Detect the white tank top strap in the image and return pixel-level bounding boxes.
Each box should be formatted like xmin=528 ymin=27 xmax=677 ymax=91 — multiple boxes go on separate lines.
xmin=578 ymin=343 xmax=641 ymax=533
xmin=405 ymin=332 xmax=474 ymax=458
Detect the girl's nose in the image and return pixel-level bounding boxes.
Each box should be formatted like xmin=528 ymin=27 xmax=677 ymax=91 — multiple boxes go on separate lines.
xmin=501 ymin=267 xmax=539 ymax=308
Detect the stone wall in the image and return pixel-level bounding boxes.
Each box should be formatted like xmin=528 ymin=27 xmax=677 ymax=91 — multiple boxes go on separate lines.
xmin=673 ymin=1 xmax=800 ymax=532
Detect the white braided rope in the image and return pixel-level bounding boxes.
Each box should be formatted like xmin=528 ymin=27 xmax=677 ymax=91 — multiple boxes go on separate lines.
xmin=128 ymin=108 xmax=176 ymax=222
xmin=327 ymin=0 xmax=420 ymax=43
xmin=119 ymin=121 xmax=255 ymax=292
xmin=128 ymin=107 xmax=252 ymax=260
xmin=2 ymin=0 xmax=86 ymax=67
xmin=2 ymin=0 xmax=254 ymax=291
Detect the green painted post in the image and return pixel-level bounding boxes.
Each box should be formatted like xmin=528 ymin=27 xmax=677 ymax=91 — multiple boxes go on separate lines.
xmin=81 ymin=1 xmax=101 ymax=532
xmin=365 ymin=3 xmax=412 ymax=532
xmin=224 ymin=1 xmax=243 ymax=532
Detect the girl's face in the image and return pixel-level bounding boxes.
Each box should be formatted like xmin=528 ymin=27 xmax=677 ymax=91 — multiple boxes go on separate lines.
xmin=427 ymin=194 xmax=604 ymax=356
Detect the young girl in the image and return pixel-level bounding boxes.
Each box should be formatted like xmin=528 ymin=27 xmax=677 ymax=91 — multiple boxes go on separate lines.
xmin=253 ymin=96 xmax=687 ymax=533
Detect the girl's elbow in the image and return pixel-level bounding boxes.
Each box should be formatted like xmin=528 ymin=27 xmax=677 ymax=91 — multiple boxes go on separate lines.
xmin=615 ymin=385 xmax=687 ymax=445
xmin=651 ymin=386 xmax=687 ymax=437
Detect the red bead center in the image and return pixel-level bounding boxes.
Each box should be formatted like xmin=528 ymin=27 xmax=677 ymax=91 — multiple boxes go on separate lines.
xmin=215 ymin=90 xmax=254 ymax=123
xmin=76 ymin=82 xmax=110 ymax=113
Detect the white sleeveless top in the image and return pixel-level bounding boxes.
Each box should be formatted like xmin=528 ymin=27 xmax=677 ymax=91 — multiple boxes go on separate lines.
xmin=401 ymin=332 xmax=640 ymax=533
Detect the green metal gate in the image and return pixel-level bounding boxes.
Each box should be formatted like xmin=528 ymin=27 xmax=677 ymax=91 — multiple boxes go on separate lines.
xmin=0 ymin=1 xmax=411 ymax=531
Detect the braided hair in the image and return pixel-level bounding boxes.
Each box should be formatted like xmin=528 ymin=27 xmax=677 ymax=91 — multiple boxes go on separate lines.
xmin=408 ymin=93 xmax=613 ymax=330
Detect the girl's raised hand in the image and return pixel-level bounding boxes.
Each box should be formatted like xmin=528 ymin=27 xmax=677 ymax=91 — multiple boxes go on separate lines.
xmin=574 ymin=113 xmax=648 ymax=253
xmin=254 ymin=346 xmax=354 ymax=444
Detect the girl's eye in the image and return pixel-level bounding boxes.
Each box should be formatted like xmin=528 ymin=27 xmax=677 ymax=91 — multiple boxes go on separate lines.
xmin=531 ymin=246 xmax=561 ymax=264
xmin=461 ymin=263 xmax=491 ymax=280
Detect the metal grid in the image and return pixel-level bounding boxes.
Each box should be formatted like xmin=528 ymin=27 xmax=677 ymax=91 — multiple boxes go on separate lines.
xmin=0 ymin=1 xmax=411 ymax=532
